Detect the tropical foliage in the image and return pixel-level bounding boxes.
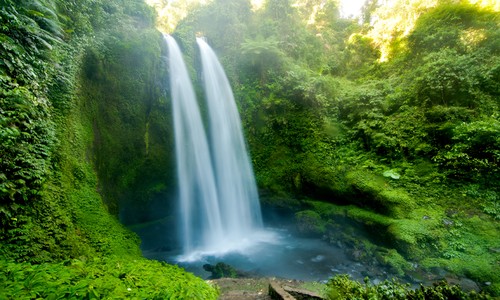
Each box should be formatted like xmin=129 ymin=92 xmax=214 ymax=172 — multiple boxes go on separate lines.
xmin=326 ymin=275 xmax=491 ymax=300
xmin=1 ymin=0 xmax=216 ymax=298
xmin=1 ymin=0 xmax=499 ymax=298
xmin=171 ymin=0 xmax=499 ymax=296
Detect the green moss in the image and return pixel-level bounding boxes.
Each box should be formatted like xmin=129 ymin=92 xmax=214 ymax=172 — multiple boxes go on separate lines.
xmin=346 ymin=170 xmax=416 ymax=218
xmin=299 ymin=151 xmax=353 ymax=199
xmin=386 ymin=217 xmax=443 ymax=260
xmin=295 ymin=210 xmax=326 ymax=235
xmin=376 ymin=249 xmax=412 ymax=276
xmin=79 ymin=27 xmax=173 ymax=215
xmin=307 ymin=200 xmax=393 ymax=231
xmin=344 ymin=205 xmax=394 ymax=227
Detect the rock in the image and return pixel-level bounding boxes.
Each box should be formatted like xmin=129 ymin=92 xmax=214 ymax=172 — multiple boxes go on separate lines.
xmin=283 ymin=285 xmax=323 ymax=300
xmin=203 ymin=262 xmax=241 ymax=279
xmin=311 ymin=255 xmax=325 ymax=263
xmin=268 ymin=282 xmax=295 ymax=300
xmin=349 ymin=249 xmax=365 ymax=261
xmin=446 ymin=277 xmax=481 ymax=293
xmin=268 ymin=281 xmax=324 ymax=300
xmin=459 ymin=278 xmax=480 ymax=293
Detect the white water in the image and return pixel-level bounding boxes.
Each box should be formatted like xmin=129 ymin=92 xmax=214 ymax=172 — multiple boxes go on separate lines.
xmin=197 ymin=37 xmax=264 ymax=239
xmin=165 ymin=34 xmax=224 ymax=253
xmin=165 ymin=35 xmax=268 ymax=260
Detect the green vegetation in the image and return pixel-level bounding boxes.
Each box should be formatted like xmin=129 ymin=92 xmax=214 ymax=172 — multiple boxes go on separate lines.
xmin=1 ymin=0 xmax=499 ymax=298
xmin=171 ymin=0 xmax=499 ymax=296
xmin=0 ymin=257 xmax=218 ymax=299
xmin=1 ymin=0 xmax=216 ymax=298
xmin=326 ymin=275 xmax=491 ymax=300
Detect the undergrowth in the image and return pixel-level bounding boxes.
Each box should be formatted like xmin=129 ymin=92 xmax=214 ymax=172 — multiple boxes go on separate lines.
xmin=326 ymin=275 xmax=492 ymax=300
xmin=0 ymin=257 xmax=219 ymax=299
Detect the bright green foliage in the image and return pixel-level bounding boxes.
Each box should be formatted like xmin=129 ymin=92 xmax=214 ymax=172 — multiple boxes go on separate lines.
xmin=0 ymin=257 xmax=219 ymax=299
xmin=240 ymin=36 xmax=284 ymax=83
xmin=434 ymin=118 xmax=500 ymax=179
xmin=0 ymin=0 xmax=59 ymax=226
xmin=0 ymin=0 xmax=163 ymax=263
xmin=408 ymin=2 xmax=500 ymax=55
xmin=1 ymin=0 xmax=217 ymax=298
xmin=0 ymin=87 xmax=54 ymax=219
xmin=1 ymin=0 xmax=499 ymax=298
xmin=169 ymin=1 xmax=500 ymax=295
xmin=326 ymin=275 xmax=491 ymax=300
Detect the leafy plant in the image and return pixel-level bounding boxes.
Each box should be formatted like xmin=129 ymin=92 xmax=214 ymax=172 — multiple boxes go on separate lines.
xmin=326 ymin=275 xmax=490 ymax=300
xmin=0 ymin=257 xmax=219 ymax=299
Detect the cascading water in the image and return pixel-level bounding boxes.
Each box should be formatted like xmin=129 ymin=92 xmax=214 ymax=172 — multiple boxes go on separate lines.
xmin=156 ymin=35 xmax=401 ymax=283
xmin=196 ymin=37 xmax=263 ymax=240
xmin=165 ymin=35 xmax=267 ymax=260
xmin=164 ymin=34 xmax=223 ymax=254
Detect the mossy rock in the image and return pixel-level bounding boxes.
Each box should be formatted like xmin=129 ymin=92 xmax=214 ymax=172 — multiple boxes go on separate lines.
xmin=343 ymin=205 xmax=394 ymax=228
xmin=386 ymin=217 xmax=443 ymax=260
xmin=345 ymin=170 xmax=416 ymax=218
xmin=203 ymin=262 xmax=240 ymax=279
xmin=295 ymin=210 xmax=326 ymax=236
xmin=375 ymin=248 xmax=412 ymax=276
xmin=299 ymin=152 xmax=353 ymax=200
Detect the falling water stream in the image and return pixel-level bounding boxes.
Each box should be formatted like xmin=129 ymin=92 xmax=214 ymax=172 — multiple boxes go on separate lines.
xmin=197 ymin=37 xmax=263 ymax=243
xmin=164 ymin=34 xmax=224 ymax=255
xmin=158 ymin=35 xmax=399 ymax=283
xmin=165 ymin=35 xmax=272 ymax=261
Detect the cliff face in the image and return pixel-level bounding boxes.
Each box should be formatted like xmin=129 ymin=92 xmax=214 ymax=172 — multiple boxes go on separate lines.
xmin=0 ymin=1 xmax=219 ymax=298
xmin=0 ymin=0 xmax=175 ymax=263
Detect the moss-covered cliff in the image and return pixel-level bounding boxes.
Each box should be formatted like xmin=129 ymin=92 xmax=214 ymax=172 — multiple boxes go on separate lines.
xmin=1 ymin=0 xmax=499 ymax=298
xmin=0 ymin=0 xmax=217 ymax=298
xmin=170 ymin=0 xmax=499 ymax=296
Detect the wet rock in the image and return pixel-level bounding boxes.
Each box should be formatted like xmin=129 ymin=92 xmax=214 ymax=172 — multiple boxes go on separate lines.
xmin=311 ymin=255 xmax=325 ymax=263
xmin=429 ymin=267 xmax=448 ymax=278
xmin=268 ymin=281 xmax=295 ymax=300
xmin=446 ymin=277 xmax=481 ymax=293
xmin=349 ymin=249 xmax=365 ymax=261
xmin=203 ymin=262 xmax=246 ymax=279
xmin=404 ymin=273 xmax=423 ymax=284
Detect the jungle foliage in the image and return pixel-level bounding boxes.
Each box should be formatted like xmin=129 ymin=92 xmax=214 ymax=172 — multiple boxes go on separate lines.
xmin=172 ymin=0 xmax=499 ymax=296
xmin=1 ymin=0 xmax=499 ymax=298
xmin=1 ymin=0 xmax=216 ymax=298
xmin=326 ymin=275 xmax=491 ymax=300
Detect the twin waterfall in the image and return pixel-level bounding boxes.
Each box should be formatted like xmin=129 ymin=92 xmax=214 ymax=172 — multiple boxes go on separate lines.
xmin=165 ymin=35 xmax=264 ymax=259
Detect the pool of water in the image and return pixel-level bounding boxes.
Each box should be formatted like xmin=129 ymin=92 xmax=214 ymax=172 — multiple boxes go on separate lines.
xmin=143 ymin=228 xmax=394 ymax=283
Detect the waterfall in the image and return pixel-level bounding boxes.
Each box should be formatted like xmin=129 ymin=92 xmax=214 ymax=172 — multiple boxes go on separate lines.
xmin=196 ymin=38 xmax=263 ymax=238
xmin=165 ymin=35 xmax=264 ymax=260
xmin=165 ymin=34 xmax=223 ymax=254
